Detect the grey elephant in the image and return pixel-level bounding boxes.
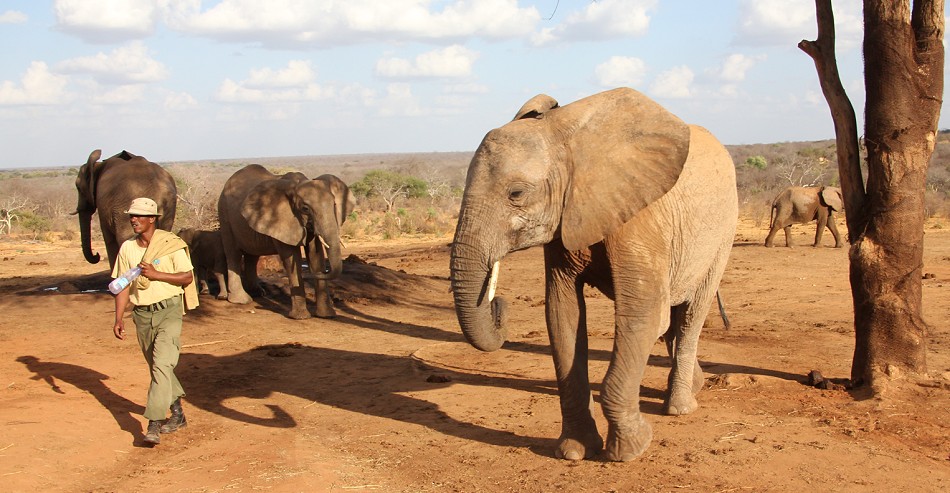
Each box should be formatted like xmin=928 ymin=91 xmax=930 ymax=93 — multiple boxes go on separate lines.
xmin=177 ymin=228 xmax=228 ymax=300
xmin=764 ymin=185 xmax=844 ymax=248
xmin=218 ymin=165 xmax=355 ymax=319
xmin=73 ymin=149 xmax=177 ymax=270
xmin=450 ymin=88 xmax=738 ymax=462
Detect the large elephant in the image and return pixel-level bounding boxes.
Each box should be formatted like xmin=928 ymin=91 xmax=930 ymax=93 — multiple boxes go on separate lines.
xmin=764 ymin=185 xmax=844 ymax=248
xmin=450 ymin=88 xmax=738 ymax=462
xmin=74 ymin=149 xmax=177 ymax=270
xmin=177 ymin=228 xmax=228 ymax=300
xmin=218 ymin=165 xmax=355 ymax=319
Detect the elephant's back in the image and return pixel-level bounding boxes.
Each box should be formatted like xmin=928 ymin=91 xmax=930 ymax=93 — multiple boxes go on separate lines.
xmin=97 ymin=158 xmax=178 ymax=235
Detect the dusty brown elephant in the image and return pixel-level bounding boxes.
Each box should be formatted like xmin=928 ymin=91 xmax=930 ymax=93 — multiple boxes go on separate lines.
xmin=73 ymin=149 xmax=177 ymax=270
xmin=177 ymin=228 xmax=228 ymax=300
xmin=450 ymin=88 xmax=738 ymax=462
xmin=764 ymin=185 xmax=844 ymax=248
xmin=217 ymin=165 xmax=355 ymax=319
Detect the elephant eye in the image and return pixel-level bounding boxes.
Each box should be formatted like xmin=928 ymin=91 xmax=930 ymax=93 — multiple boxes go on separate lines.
xmin=508 ymin=185 xmax=529 ymax=204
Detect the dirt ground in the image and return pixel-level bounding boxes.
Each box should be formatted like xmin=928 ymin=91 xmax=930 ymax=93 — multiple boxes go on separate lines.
xmin=1 ymin=219 xmax=948 ymax=493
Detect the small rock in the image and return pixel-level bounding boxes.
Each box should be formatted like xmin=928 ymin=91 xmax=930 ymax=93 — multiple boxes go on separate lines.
xmin=807 ymin=370 xmax=825 ymax=386
xmin=426 ymin=374 xmax=452 ymax=383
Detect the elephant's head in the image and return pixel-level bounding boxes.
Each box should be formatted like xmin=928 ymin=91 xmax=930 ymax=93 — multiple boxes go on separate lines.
xmin=73 ymin=149 xmax=103 ymax=264
xmin=450 ymin=87 xmax=691 ymax=352
xmin=819 ymin=186 xmax=844 ymax=212
xmin=241 ymin=174 xmax=354 ymax=280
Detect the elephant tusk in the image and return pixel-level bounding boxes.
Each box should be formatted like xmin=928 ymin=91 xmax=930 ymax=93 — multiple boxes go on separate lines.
xmin=319 ymin=235 xmax=330 ymax=251
xmin=487 ymin=261 xmax=500 ymax=302
xmin=340 ymin=238 xmax=347 ymax=249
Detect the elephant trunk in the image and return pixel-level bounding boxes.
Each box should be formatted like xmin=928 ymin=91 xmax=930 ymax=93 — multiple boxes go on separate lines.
xmin=450 ymin=236 xmax=509 ymax=352
xmin=78 ymin=210 xmax=100 ymax=264
xmin=305 ymin=233 xmax=342 ymax=280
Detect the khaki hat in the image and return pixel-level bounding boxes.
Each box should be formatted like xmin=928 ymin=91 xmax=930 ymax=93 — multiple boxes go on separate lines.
xmin=125 ymin=197 xmax=161 ymax=216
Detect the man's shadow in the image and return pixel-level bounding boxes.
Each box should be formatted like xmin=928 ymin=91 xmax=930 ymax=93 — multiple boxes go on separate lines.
xmin=15 ymin=355 xmax=151 ymax=447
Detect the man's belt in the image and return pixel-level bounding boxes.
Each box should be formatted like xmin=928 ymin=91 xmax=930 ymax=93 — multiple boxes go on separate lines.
xmin=135 ymin=297 xmax=174 ymax=312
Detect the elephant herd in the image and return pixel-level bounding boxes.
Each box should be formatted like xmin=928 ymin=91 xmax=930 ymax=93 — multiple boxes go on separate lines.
xmin=75 ymin=151 xmax=355 ymax=321
xmin=73 ymin=87 xmax=843 ymax=462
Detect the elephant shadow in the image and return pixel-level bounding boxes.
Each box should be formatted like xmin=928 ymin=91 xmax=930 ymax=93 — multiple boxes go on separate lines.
xmin=177 ymin=344 xmax=565 ymax=457
xmin=14 ymin=355 xmax=151 ymax=446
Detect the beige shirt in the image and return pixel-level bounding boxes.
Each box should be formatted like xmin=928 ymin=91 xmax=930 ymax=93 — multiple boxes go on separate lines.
xmin=111 ymin=238 xmax=194 ymax=306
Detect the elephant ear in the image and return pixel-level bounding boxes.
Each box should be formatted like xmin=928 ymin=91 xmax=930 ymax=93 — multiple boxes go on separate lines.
xmin=78 ymin=150 xmax=104 ymax=206
xmin=820 ymin=187 xmax=844 ymax=211
xmin=513 ymin=94 xmax=559 ymax=121
xmin=557 ymin=88 xmax=690 ymax=251
xmin=316 ymin=174 xmax=356 ymax=225
xmin=241 ymin=179 xmax=305 ymax=245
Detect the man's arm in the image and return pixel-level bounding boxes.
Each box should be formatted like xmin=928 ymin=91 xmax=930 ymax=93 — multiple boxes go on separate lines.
xmin=113 ymin=288 xmax=130 ymax=340
xmin=139 ymin=261 xmax=193 ymax=286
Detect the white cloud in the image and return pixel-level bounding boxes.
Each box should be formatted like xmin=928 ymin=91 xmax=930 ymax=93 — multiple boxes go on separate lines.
xmin=715 ymin=53 xmax=766 ymax=82
xmin=376 ymin=46 xmax=479 ymax=79
xmin=168 ymin=0 xmax=540 ymax=48
xmin=54 ymin=0 xmax=162 ymax=43
xmin=376 ymin=83 xmax=425 ymax=117
xmin=92 ymin=85 xmax=146 ymax=104
xmin=0 ymin=10 xmax=28 ymax=24
xmin=595 ymin=56 xmax=648 ymax=88
xmin=55 ymin=42 xmax=169 ymax=84
xmin=650 ymin=66 xmax=694 ymax=99
xmin=735 ymin=0 xmax=862 ymax=50
xmin=164 ymin=91 xmax=198 ymax=111
xmin=215 ymin=61 xmax=336 ymax=103
xmin=532 ymin=0 xmax=656 ymax=46
xmin=0 ymin=62 xmax=69 ymax=105
xmin=245 ymin=60 xmax=316 ymax=89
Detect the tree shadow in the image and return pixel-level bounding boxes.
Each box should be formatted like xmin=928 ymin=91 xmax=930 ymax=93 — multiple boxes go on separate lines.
xmin=14 ymin=355 xmax=152 ymax=446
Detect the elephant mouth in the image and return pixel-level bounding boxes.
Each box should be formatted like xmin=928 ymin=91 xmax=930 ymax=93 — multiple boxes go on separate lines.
xmin=300 ymin=235 xmax=333 ymax=279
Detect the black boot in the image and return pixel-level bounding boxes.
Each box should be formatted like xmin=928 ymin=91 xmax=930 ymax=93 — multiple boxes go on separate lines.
xmin=160 ymin=397 xmax=187 ymax=433
xmin=144 ymin=420 xmax=162 ymax=445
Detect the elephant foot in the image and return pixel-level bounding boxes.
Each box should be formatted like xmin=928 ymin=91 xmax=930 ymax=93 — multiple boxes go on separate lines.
xmin=664 ymin=391 xmax=699 ymax=416
xmin=288 ymin=305 xmax=312 ymax=320
xmin=604 ymin=414 xmax=652 ymax=461
xmin=554 ymin=427 xmax=603 ymax=461
xmin=315 ymin=306 xmax=337 ymax=318
xmin=228 ymin=291 xmax=252 ymax=304
xmin=216 ymin=293 xmax=229 ymax=301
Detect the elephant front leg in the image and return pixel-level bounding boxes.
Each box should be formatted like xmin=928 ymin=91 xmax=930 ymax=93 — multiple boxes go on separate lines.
xmin=545 ymin=251 xmax=602 ymax=460
xmin=280 ymin=250 xmax=311 ymax=320
xmin=313 ymin=278 xmax=336 ymax=318
xmin=601 ymin=254 xmax=667 ymax=462
xmin=213 ymin=270 xmax=229 ymax=300
xmin=601 ymin=323 xmax=658 ymax=461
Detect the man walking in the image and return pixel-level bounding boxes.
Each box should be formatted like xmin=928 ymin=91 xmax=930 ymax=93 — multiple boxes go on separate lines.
xmin=112 ymin=197 xmax=199 ymax=445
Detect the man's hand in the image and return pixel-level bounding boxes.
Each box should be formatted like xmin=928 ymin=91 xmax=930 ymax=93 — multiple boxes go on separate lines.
xmin=113 ymin=319 xmax=125 ymax=340
xmin=139 ymin=260 xmax=158 ymax=280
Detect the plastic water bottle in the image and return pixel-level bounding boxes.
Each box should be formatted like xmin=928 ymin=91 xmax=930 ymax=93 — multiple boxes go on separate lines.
xmin=108 ymin=259 xmax=159 ymax=295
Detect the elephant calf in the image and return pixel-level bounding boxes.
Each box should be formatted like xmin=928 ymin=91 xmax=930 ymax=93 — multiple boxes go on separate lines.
xmin=765 ymin=185 xmax=844 ymax=248
xmin=177 ymin=228 xmax=229 ymax=300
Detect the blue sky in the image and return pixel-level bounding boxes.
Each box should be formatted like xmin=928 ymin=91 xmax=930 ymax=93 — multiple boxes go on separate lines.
xmin=0 ymin=0 xmax=945 ymax=168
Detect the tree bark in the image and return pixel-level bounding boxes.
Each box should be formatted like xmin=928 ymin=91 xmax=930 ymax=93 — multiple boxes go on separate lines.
xmin=802 ymin=0 xmax=943 ymax=390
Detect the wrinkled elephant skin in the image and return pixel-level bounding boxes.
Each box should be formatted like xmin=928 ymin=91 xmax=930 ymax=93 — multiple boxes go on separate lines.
xmin=765 ymin=186 xmax=844 ymax=248
xmin=217 ymin=165 xmax=355 ymax=320
xmin=74 ymin=149 xmax=177 ymax=270
xmin=450 ymin=88 xmax=738 ymax=461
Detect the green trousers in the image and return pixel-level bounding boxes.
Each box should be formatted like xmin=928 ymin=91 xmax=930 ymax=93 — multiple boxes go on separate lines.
xmin=133 ymin=296 xmax=185 ymax=421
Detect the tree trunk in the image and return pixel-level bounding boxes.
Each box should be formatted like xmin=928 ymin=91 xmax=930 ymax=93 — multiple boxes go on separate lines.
xmin=802 ymin=0 xmax=943 ymax=390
